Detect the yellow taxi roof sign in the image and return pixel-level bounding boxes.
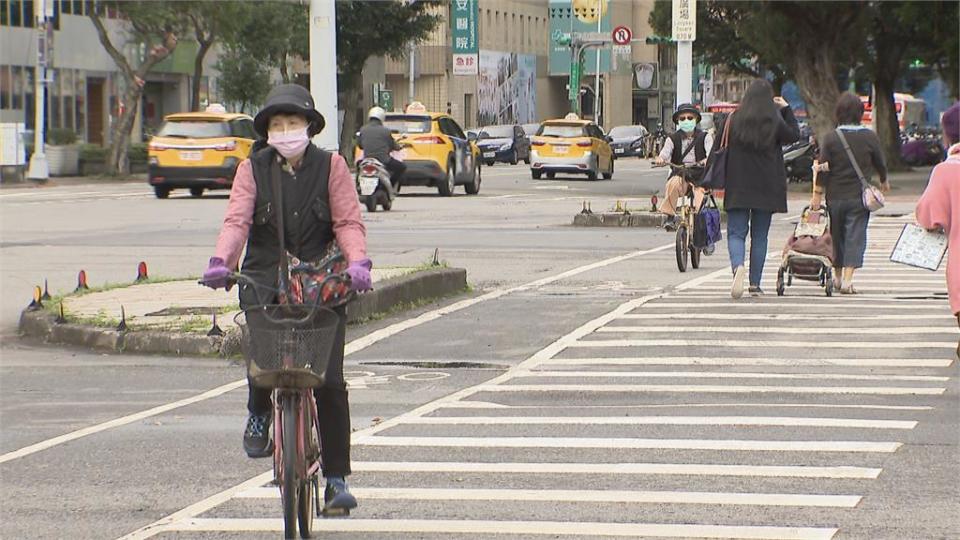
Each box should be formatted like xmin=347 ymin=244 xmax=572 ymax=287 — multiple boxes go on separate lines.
xmin=406 ymin=101 xmax=428 ymax=114
xmin=564 ymin=113 xmax=580 ymax=121
xmin=205 ymin=103 xmax=227 ymax=114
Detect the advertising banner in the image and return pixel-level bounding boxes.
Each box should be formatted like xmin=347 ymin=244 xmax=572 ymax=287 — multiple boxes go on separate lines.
xmin=478 ymin=51 xmax=537 ymax=126
xmin=452 ymin=0 xmax=479 ymax=75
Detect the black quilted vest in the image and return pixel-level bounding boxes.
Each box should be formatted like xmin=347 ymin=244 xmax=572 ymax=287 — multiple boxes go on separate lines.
xmin=239 ymin=144 xmax=333 ymax=308
xmin=670 ymin=130 xmax=707 ymax=163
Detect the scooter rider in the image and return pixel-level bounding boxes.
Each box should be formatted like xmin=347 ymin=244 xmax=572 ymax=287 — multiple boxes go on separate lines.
xmin=655 ymin=104 xmax=714 ymax=231
xmin=358 ymin=107 xmax=406 ymax=187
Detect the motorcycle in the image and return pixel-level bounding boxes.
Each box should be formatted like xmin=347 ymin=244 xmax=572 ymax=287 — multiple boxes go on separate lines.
xmin=355 ymin=156 xmax=396 ymax=212
xmin=783 ymin=136 xmax=817 ymax=183
xmin=900 ymin=125 xmax=944 ymax=166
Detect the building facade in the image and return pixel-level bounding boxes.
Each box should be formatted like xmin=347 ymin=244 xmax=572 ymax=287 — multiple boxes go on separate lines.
xmin=367 ymin=0 xmax=668 ymax=133
xmin=1 ymin=0 xmax=221 ymax=145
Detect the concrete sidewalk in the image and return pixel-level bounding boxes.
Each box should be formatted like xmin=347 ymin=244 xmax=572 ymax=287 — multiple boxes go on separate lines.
xmin=19 ymin=266 xmax=468 ymax=356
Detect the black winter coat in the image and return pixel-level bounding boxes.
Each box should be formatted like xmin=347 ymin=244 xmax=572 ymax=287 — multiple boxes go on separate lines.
xmin=723 ymin=107 xmax=800 ymax=213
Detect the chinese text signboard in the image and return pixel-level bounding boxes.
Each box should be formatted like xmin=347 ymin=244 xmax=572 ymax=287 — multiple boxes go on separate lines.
xmin=672 ymin=0 xmax=696 ymax=41
xmin=548 ymin=0 xmax=611 ymax=76
xmin=452 ymin=0 xmax=478 ymax=75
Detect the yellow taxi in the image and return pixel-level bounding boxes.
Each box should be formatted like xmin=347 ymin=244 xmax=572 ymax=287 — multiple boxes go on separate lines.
xmin=529 ymin=113 xmax=614 ymax=180
xmin=382 ymin=102 xmax=481 ymax=196
xmin=147 ymin=105 xmax=256 ymax=199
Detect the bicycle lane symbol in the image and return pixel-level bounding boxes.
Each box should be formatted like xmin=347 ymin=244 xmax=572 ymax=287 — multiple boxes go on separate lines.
xmin=345 ymin=370 xmax=451 ymax=389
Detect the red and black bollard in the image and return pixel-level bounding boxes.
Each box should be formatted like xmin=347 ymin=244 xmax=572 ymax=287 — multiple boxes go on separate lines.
xmin=76 ymin=270 xmax=90 ymax=293
xmin=207 ymin=310 xmax=224 ymax=337
xmin=116 ymin=306 xmax=128 ymax=332
xmin=42 ymin=279 xmax=52 ymax=301
xmin=136 ymin=262 xmax=149 ymax=282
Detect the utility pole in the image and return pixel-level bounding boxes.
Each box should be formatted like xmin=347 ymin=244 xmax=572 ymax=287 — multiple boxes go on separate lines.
xmin=408 ymin=42 xmax=416 ymax=106
xmin=309 ymin=0 xmax=339 ymax=151
xmin=594 ymin=0 xmax=602 ymax=127
xmin=27 ymin=0 xmax=50 ymax=181
xmin=672 ymin=0 xmax=696 ymax=107
xmin=557 ymin=34 xmax=609 ymax=117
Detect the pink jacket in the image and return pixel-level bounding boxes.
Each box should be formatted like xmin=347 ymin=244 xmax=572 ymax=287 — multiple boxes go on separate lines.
xmin=214 ymin=152 xmax=367 ymax=269
xmin=915 ymin=142 xmax=960 ymax=315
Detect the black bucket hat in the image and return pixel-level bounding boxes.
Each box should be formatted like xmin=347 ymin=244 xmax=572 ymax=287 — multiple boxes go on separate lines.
xmin=253 ymin=84 xmax=325 ymax=138
xmin=672 ymin=103 xmax=701 ymax=124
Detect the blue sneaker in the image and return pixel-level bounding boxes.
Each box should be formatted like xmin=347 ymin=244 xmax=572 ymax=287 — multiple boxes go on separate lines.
xmin=323 ymin=476 xmax=357 ymax=516
xmin=242 ymin=413 xmax=273 ymax=458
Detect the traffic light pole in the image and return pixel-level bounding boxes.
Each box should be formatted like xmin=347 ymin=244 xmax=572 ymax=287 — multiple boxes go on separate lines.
xmin=563 ymin=37 xmax=609 ymax=116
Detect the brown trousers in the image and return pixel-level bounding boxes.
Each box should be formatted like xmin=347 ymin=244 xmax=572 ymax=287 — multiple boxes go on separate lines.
xmin=659 ymin=175 xmax=705 ymax=216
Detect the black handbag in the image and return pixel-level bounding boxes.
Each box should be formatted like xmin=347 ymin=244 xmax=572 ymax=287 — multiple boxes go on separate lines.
xmin=700 ymin=112 xmax=732 ymax=189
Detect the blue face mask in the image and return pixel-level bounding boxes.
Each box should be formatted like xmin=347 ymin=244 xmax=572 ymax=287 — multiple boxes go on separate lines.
xmin=678 ymin=119 xmax=697 ymax=133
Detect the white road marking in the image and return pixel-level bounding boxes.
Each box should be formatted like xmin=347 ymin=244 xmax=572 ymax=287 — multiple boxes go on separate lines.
xmin=359 ymin=435 xmax=902 ymax=453
xmin=0 ymin=379 xmax=247 ymax=465
xmin=615 ymin=313 xmax=953 ymax=321
xmin=2 ymin=241 xmax=675 ymax=464
xmin=152 ymin=518 xmax=839 ymax=539
xmin=477 ymin=383 xmax=945 ymax=395
xmin=542 ymin=357 xmax=955 ymax=367
xmin=437 ymin=401 xmax=933 ymax=412
xmin=340 ymin=460 xmax=883 ymax=478
xmin=519 ymin=370 xmax=948 ymax=382
xmin=567 ymin=339 xmax=955 ymax=349
xmin=236 ymin=486 xmax=863 ymax=507
xmin=596 ymin=325 xmax=956 ymax=335
xmin=403 ymin=415 xmax=917 ymax=429
xmin=644 ymin=302 xmax=940 ymax=310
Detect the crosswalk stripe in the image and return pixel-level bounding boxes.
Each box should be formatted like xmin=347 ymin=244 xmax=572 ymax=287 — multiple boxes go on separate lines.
xmin=636 ymin=302 xmax=940 ymax=309
xmin=477 ymin=384 xmax=945 ymax=395
xmin=615 ymin=313 xmax=953 ymax=321
xmin=236 ymin=486 xmax=863 ymax=507
xmin=358 ymin=435 xmax=902 ymax=452
xmin=404 ymin=415 xmax=917 ymax=429
xmin=596 ymin=326 xmax=955 ymax=335
xmin=542 ymin=357 xmax=954 ymax=367
xmin=518 ymin=370 xmax=949 ymax=382
xmin=341 ymin=460 xmax=884 ymax=478
xmin=437 ymin=401 xmax=933 ymax=411
xmin=161 ymin=518 xmax=840 ymax=539
xmin=567 ymin=339 xmax=955 ymax=349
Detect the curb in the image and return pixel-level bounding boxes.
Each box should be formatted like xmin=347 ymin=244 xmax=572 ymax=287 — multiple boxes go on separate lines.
xmin=18 ymin=267 xmax=467 ymax=356
xmin=573 ymin=212 xmax=663 ymax=227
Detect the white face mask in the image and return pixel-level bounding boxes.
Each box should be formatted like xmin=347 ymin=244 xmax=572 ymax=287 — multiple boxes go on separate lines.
xmin=267 ymin=127 xmax=310 ymax=158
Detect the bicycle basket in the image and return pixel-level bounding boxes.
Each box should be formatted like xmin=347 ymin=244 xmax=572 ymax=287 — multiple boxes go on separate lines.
xmin=235 ymin=305 xmax=340 ymax=389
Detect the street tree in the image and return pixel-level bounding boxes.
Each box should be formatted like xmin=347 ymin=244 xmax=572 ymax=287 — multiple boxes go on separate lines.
xmin=335 ymin=0 xmax=442 ymax=158
xmin=216 ymin=47 xmax=272 ymax=114
xmin=180 ymin=1 xmax=250 ymax=111
xmin=651 ymin=1 xmax=864 ymax=145
xmin=862 ymin=1 xmax=959 ymax=170
xmin=649 ymin=1 xmax=790 ymax=93
xmin=89 ymin=1 xmax=185 ymax=175
xmin=224 ymin=1 xmax=309 ymax=86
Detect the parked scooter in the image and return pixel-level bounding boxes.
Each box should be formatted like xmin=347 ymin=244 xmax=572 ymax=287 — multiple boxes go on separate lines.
xmin=356 ymin=156 xmax=396 ymax=212
xmin=783 ymin=137 xmax=817 ymax=183
xmin=900 ymin=124 xmax=944 ymax=166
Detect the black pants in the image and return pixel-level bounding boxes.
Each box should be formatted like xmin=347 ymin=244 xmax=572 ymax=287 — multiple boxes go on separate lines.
xmin=828 ymin=198 xmax=870 ymax=268
xmin=384 ymin=157 xmax=406 ymax=188
xmin=247 ymin=307 xmax=352 ymax=477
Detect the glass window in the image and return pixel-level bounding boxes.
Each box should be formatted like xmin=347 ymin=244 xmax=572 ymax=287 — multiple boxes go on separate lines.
xmin=72 ymin=0 xmax=81 ymax=14
xmin=538 ymin=123 xmax=587 ymax=138
xmin=1 ymin=1 xmax=8 ymax=26
xmin=383 ymin=115 xmax=431 ymax=134
xmin=156 ymin=121 xmax=230 ymax=138
xmin=230 ymin=119 xmax=256 ymax=139
xmin=608 ymin=126 xmax=642 ymax=138
xmin=478 ymin=125 xmax=513 ymax=139
xmin=22 ymin=0 xmax=33 ymax=27
xmin=0 ymin=66 xmax=9 ymax=109
xmin=60 ymin=0 xmax=70 ymax=14
xmin=447 ymin=118 xmax=466 ymax=139
xmin=63 ymin=90 xmax=73 ymax=131
xmin=10 ymin=0 xmax=21 ymax=26
xmin=12 ymin=66 xmax=23 ymax=109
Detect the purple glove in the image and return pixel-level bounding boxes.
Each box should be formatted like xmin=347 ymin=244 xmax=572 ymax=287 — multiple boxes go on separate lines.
xmin=202 ymin=257 xmax=230 ymax=289
xmin=345 ymin=258 xmax=373 ymax=292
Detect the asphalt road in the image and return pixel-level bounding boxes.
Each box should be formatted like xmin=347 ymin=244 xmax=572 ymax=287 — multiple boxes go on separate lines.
xmin=1 ymin=160 xmax=957 ymax=539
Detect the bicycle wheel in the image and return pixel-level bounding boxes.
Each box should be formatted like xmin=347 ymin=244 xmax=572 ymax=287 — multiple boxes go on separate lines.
xmin=282 ymin=395 xmax=299 ymax=539
xmin=675 ymin=225 xmax=689 ymax=272
xmin=298 ymin=478 xmax=314 ymax=538
xmin=690 ymin=244 xmax=701 ymax=269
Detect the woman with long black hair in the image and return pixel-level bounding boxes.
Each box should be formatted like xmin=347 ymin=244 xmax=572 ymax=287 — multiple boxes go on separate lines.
xmin=724 ymin=79 xmax=800 ymax=298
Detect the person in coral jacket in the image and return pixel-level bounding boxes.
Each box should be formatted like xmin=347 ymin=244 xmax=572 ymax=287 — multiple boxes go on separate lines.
xmin=915 ymin=101 xmax=960 ymax=338
xmin=201 ymin=84 xmax=369 ymax=514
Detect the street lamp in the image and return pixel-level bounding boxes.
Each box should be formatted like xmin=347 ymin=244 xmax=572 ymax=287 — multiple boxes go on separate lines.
xmin=27 ymin=0 xmax=51 ymax=182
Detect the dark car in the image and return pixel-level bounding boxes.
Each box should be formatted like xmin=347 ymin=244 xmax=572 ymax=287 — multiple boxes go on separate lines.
xmin=475 ymin=124 xmax=530 ymax=165
xmin=607 ymin=125 xmax=649 ymax=158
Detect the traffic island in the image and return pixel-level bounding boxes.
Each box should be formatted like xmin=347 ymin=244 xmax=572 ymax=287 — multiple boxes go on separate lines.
xmin=18 ymin=266 xmax=468 ymax=356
